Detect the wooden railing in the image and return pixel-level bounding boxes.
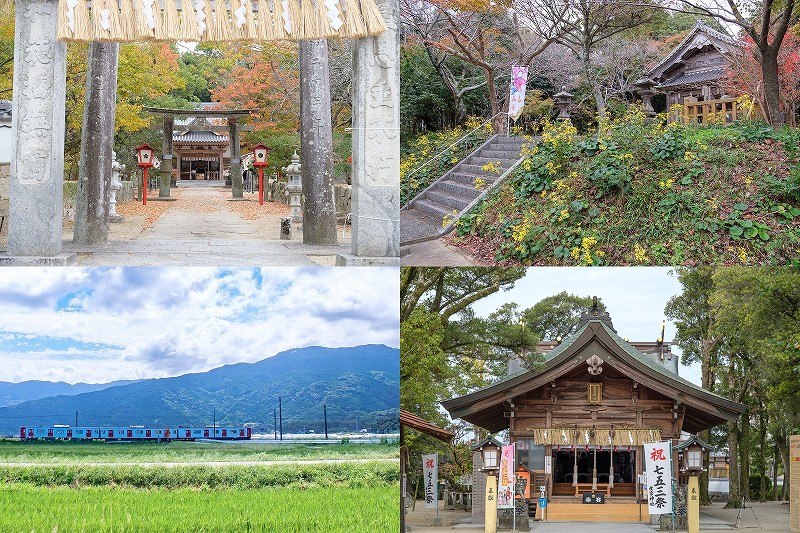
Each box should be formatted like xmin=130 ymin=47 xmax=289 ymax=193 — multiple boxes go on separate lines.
xmin=681 ymin=97 xmax=755 ymax=125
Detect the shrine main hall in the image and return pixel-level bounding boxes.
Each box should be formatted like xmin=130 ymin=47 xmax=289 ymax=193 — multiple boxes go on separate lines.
xmin=442 ymin=304 xmax=746 ymax=523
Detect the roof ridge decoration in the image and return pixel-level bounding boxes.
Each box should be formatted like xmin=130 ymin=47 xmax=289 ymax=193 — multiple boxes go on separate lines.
xmin=54 ymin=0 xmax=386 ymax=42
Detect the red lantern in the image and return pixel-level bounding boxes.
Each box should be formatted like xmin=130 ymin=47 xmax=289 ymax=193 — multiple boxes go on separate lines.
xmin=252 ymin=143 xmax=271 ymax=206
xmin=136 ymin=144 xmax=156 ymax=205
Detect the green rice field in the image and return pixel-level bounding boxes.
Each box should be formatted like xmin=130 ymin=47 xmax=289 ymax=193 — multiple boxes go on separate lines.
xmin=0 ymin=439 xmax=399 ymax=463
xmin=0 ymin=441 xmax=399 ymax=531
xmin=0 ymin=484 xmax=399 ymax=532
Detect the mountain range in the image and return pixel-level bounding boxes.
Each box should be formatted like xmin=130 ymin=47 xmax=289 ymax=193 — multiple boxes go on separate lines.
xmin=0 ymin=379 xmax=140 ymax=408
xmin=0 ymin=345 xmax=399 ymax=436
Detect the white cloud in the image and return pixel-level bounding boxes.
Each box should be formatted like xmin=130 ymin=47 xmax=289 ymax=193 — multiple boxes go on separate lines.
xmin=0 ymin=267 xmax=400 ymax=384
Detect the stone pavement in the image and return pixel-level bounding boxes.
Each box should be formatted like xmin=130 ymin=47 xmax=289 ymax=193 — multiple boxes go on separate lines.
xmin=405 ymin=501 xmax=791 ymax=533
xmin=61 ymin=187 xmax=353 ymax=266
xmin=401 ymin=238 xmax=479 ymax=266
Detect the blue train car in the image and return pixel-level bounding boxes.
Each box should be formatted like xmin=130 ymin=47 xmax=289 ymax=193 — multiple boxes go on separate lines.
xmin=20 ymin=425 xmax=251 ymax=442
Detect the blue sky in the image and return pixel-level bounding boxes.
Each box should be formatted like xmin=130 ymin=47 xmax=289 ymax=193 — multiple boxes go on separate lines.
xmin=0 ymin=267 xmax=400 ymax=383
xmin=469 ymin=268 xmax=702 ymax=386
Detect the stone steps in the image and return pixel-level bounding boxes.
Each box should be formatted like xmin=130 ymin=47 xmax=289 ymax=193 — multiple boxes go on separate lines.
xmin=400 ymin=134 xmax=528 ymax=246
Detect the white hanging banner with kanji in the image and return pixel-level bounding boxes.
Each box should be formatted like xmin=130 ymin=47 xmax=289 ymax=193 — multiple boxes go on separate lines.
xmin=508 ymin=66 xmax=529 ymax=122
xmin=644 ymin=441 xmax=673 ymax=515
xmin=422 ymin=453 xmax=438 ymax=509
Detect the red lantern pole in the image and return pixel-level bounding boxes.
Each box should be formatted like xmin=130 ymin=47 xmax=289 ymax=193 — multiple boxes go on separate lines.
xmin=142 ymin=167 xmax=148 ymax=205
xmin=258 ymin=166 xmax=264 ymax=206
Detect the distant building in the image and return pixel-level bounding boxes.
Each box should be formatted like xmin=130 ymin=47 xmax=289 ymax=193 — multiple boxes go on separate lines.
xmin=173 ymin=116 xmax=230 ymax=182
xmin=644 ymin=21 xmax=752 ymax=124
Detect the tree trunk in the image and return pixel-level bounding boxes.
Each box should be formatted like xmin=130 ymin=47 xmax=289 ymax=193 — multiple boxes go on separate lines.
xmin=424 ymin=45 xmax=467 ymax=125
xmin=73 ymin=41 xmax=119 ymax=245
xmin=725 ymin=419 xmax=741 ymax=508
xmin=773 ymin=441 xmax=779 ymax=501
xmin=486 ymin=68 xmax=505 ymax=134
xmin=724 ymin=357 xmax=741 ymax=509
xmin=760 ymin=46 xmax=783 ymax=126
xmin=776 ymin=430 xmax=790 ymax=501
xmin=758 ymin=408 xmax=766 ymax=502
xmin=299 ymin=39 xmax=338 ymax=245
xmin=741 ymin=410 xmax=750 ymax=501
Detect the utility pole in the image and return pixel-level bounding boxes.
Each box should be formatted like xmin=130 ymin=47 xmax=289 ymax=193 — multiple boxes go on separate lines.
xmin=75 ymin=411 xmax=78 ymax=427
xmin=213 ymin=409 xmax=216 ymax=437
xmin=279 ymin=397 xmax=283 ymax=441
xmin=324 ymin=404 xmax=328 ymax=440
xmin=273 ymin=409 xmax=277 ymax=440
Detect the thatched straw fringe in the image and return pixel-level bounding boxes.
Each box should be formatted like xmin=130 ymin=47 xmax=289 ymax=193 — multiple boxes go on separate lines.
xmin=199 ymin=0 xmax=214 ymax=40
xmin=180 ymin=0 xmax=202 ymax=41
xmin=299 ymin=0 xmax=318 ymax=41
xmin=211 ymin=0 xmax=231 ymax=41
xmin=244 ymin=0 xmax=258 ymax=40
xmin=317 ymin=0 xmax=343 ymax=39
xmin=135 ymin=0 xmax=164 ymax=40
xmin=117 ymin=0 xmax=137 ymax=41
xmin=63 ymin=0 xmax=94 ymax=42
xmin=286 ymin=0 xmax=303 ymax=39
xmin=92 ymin=0 xmax=125 ymax=41
xmin=340 ymin=0 xmax=365 ymax=38
xmin=161 ymin=0 xmax=182 ymax=40
xmin=254 ymin=0 xmax=271 ymax=40
xmin=271 ymin=0 xmax=292 ymax=40
xmin=359 ymin=0 xmax=386 ymax=36
xmin=229 ymin=0 xmax=246 ymax=40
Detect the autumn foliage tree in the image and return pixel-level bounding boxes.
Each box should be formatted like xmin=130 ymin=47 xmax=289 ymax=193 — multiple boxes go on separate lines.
xmin=726 ymin=32 xmax=800 ymax=126
xmin=211 ymin=43 xmax=300 ymax=133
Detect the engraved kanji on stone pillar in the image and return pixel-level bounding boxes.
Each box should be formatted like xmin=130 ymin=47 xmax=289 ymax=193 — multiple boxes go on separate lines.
xmin=8 ymin=0 xmax=67 ymax=257
xmin=342 ymin=0 xmax=399 ymax=262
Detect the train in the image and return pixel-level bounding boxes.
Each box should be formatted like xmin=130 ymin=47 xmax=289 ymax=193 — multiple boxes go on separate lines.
xmin=19 ymin=425 xmax=252 ymax=441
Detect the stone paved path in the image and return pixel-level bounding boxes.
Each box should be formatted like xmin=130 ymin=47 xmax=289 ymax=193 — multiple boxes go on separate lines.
xmin=61 ymin=187 xmax=352 ymax=266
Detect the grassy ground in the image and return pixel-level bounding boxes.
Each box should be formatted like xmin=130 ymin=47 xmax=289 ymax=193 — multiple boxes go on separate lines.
xmin=0 ymin=440 xmax=399 ymax=464
xmin=0 ymin=484 xmax=398 ymax=532
xmin=0 ymin=441 xmax=399 ymax=531
xmin=441 ymin=109 xmax=800 ymax=265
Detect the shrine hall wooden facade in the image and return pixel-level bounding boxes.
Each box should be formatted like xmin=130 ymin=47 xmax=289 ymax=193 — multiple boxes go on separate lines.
xmin=442 ymin=306 xmax=746 ymax=523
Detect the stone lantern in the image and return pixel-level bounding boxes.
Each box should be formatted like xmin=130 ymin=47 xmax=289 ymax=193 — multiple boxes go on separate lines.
xmin=109 ymin=151 xmax=125 ymax=223
xmin=634 ymin=77 xmax=658 ymax=118
xmin=283 ymin=151 xmax=303 ymax=223
xmin=553 ymin=86 xmax=574 ymax=122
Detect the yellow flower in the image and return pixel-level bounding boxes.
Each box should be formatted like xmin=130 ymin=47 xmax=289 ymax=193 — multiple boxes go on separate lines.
xmin=474 ymin=177 xmax=487 ymax=190
xmin=557 ymin=208 xmax=570 ymax=222
xmin=634 ymin=243 xmax=648 ymax=263
xmin=570 ymin=247 xmax=581 ymax=259
xmin=658 ymin=178 xmax=674 ymax=189
xmin=737 ymin=247 xmax=747 ymax=264
xmin=744 ymin=176 xmax=753 ymax=186
xmin=481 ymin=161 xmax=502 ymax=175
xmin=706 ymin=197 xmax=719 ymax=211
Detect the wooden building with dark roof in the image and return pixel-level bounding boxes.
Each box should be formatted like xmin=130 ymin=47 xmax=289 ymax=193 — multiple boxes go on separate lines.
xmin=642 ymin=21 xmax=754 ymax=124
xmin=441 ymin=304 xmax=746 ymax=523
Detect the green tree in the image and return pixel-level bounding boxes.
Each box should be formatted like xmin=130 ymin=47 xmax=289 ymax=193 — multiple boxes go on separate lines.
xmin=522 ymin=292 xmax=603 ymax=341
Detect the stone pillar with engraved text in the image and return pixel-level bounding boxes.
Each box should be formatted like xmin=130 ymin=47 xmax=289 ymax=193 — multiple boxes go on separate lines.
xmin=6 ymin=0 xmax=68 ymax=259
xmin=338 ymin=0 xmax=399 ymax=264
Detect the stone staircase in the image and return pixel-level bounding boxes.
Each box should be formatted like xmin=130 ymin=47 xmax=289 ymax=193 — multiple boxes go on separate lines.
xmin=400 ymin=135 xmax=527 ymax=245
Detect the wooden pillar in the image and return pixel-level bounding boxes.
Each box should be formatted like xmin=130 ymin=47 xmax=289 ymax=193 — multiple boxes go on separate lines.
xmin=160 ymin=115 xmax=174 ymax=197
xmin=175 ymin=151 xmax=181 ymax=182
xmin=229 ymin=118 xmax=243 ymax=197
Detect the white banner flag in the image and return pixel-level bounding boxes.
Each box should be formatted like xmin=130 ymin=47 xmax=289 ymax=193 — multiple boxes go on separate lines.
xmin=508 ymin=66 xmax=529 ymax=122
xmin=423 ymin=453 xmax=438 ymax=509
xmin=644 ymin=441 xmax=673 ymax=515
xmin=497 ymin=444 xmax=515 ymax=509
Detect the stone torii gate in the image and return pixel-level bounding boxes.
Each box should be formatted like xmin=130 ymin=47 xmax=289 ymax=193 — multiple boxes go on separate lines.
xmin=1 ymin=0 xmax=399 ymax=265
xmin=144 ymin=107 xmax=255 ymax=200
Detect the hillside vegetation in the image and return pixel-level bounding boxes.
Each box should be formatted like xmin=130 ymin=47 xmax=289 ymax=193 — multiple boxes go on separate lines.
xmin=449 ymin=109 xmax=800 ymax=265
xmin=0 ymin=345 xmax=399 ymax=435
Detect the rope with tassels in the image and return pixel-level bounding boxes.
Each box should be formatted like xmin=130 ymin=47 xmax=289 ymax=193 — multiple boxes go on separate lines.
xmin=46 ymin=0 xmax=386 ymax=42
